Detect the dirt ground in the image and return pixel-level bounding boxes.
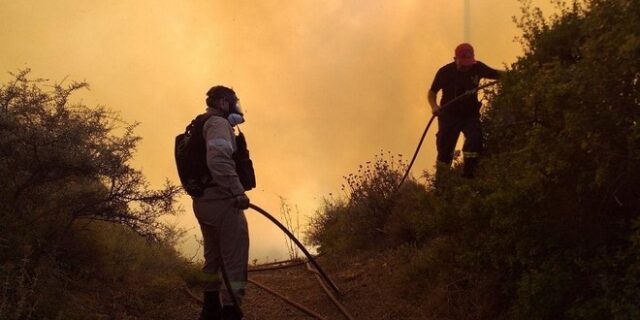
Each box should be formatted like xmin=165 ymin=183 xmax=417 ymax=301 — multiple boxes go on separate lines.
xmin=184 ymin=252 xmax=427 ymax=320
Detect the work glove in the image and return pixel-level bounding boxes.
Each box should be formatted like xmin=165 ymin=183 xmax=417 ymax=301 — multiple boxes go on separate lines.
xmin=234 ymin=193 xmax=250 ymax=210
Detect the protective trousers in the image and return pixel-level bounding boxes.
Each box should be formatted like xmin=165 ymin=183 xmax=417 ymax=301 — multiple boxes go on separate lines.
xmin=193 ymin=188 xmax=249 ymax=307
xmin=436 ymin=113 xmax=482 ymax=177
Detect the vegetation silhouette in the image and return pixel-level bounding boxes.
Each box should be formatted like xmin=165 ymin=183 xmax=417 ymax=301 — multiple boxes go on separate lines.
xmin=0 ymin=70 xmax=192 ymax=319
xmin=2 ymin=0 xmax=640 ymax=318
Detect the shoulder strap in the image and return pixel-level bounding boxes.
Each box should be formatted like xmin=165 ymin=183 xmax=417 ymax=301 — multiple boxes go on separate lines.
xmin=186 ymin=113 xmax=218 ymax=135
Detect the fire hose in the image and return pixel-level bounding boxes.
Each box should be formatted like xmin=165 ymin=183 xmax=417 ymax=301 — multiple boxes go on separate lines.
xmin=248 ymin=203 xmax=341 ymax=297
xmin=188 ymin=203 xmax=344 ymax=318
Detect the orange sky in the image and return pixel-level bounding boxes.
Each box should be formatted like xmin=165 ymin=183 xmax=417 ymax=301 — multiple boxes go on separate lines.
xmin=0 ymin=0 xmax=555 ymax=262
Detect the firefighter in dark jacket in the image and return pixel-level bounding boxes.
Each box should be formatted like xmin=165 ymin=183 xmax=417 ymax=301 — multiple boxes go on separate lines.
xmin=428 ymin=43 xmax=503 ymax=179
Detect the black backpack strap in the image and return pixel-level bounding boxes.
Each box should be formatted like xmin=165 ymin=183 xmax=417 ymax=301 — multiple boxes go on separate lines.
xmin=188 ymin=113 xmax=217 ymax=134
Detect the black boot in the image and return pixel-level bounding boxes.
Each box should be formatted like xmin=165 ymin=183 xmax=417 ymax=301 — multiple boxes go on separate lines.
xmin=221 ymin=305 xmax=242 ymax=320
xmin=199 ymin=291 xmax=221 ymax=320
xmin=462 ymin=157 xmax=479 ymax=178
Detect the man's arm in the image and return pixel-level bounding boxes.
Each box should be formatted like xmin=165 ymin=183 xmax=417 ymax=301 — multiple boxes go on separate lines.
xmin=478 ymin=61 xmax=505 ymax=80
xmin=428 ymin=68 xmax=444 ymax=116
xmin=427 ymin=90 xmax=441 ymax=115
xmin=203 ymin=117 xmax=245 ymax=197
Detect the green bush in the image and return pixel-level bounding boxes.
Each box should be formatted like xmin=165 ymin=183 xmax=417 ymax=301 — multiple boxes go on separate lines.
xmin=412 ymin=0 xmax=640 ymax=318
xmin=306 ymin=151 xmax=428 ymax=252
xmin=309 ymin=1 xmax=640 ymax=318
xmin=0 ymin=70 xmax=189 ymax=319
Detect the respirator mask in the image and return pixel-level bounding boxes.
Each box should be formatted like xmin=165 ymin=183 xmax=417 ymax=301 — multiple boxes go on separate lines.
xmin=227 ymin=100 xmax=245 ymax=127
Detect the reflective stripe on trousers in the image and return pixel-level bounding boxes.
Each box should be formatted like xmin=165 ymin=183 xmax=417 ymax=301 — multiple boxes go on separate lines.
xmin=436 ymin=113 xmax=482 ymax=164
xmin=463 ymin=151 xmax=479 ymax=158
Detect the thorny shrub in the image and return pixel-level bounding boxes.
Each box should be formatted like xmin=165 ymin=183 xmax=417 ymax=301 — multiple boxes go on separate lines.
xmin=307 ymin=151 xmax=429 ymax=252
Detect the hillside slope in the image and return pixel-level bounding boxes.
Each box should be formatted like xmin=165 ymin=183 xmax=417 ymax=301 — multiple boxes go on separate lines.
xmin=182 ymin=252 xmax=425 ymax=320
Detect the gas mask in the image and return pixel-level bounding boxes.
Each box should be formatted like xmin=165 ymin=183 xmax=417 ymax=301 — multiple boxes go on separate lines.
xmin=228 ymin=113 xmax=245 ymax=126
xmin=227 ymin=100 xmax=245 ymax=127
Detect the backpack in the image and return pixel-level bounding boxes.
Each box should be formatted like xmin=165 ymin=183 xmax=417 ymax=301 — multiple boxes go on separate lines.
xmin=175 ymin=113 xmax=216 ymax=197
xmin=175 ymin=114 xmax=256 ymax=197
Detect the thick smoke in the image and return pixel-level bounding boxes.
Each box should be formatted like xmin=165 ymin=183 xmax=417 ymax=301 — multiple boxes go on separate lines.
xmin=0 ymin=0 xmax=557 ymax=262
xmin=464 ymin=0 xmax=471 ymax=42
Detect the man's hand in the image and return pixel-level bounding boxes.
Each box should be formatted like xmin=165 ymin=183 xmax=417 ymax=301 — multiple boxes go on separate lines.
xmin=234 ymin=193 xmax=250 ymax=210
xmin=432 ymin=105 xmax=442 ymax=116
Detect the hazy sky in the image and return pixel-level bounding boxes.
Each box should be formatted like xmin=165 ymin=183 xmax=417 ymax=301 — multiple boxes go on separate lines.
xmin=1 ymin=0 xmax=555 ymax=262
